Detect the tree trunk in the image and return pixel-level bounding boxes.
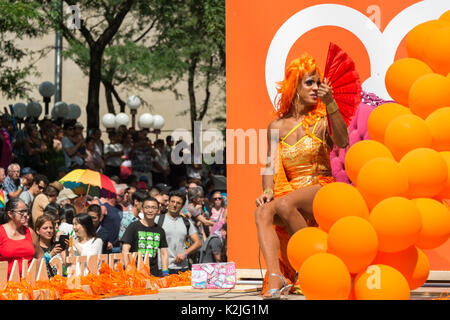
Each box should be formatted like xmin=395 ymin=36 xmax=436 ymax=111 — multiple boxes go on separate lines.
xmin=188 ymin=54 xmax=199 ymax=142
xmin=103 ymin=80 xmax=116 ymax=114
xmin=111 ymin=85 xmax=126 ymax=113
xmin=86 ymin=47 xmax=103 ymax=130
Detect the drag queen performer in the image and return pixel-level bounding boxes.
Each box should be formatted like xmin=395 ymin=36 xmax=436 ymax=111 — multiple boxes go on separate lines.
xmin=254 ymin=54 xmax=349 ymax=299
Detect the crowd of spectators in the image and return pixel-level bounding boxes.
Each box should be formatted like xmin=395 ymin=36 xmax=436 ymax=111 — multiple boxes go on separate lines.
xmin=0 ymin=113 xmax=227 ymax=279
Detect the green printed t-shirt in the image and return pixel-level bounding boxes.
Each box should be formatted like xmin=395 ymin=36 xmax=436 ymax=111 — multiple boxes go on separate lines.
xmin=121 ymin=220 xmax=168 ymax=275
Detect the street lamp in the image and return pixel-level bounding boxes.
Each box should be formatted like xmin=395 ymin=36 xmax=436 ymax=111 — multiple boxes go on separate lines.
xmin=115 ymin=113 xmax=129 ymax=130
xmin=138 ymin=113 xmax=153 ymax=130
xmin=38 ymin=81 xmax=56 ymax=115
xmin=67 ymin=104 xmax=81 ymax=120
xmin=53 ymin=101 xmax=69 ymax=122
xmin=102 ymin=113 xmax=116 ymax=133
xmin=152 ymin=115 xmax=165 ymax=131
xmin=151 ymin=114 xmax=165 ymax=139
xmin=13 ymin=102 xmax=27 ymax=119
xmin=12 ymin=102 xmax=27 ymax=128
xmin=26 ymin=101 xmax=43 ymax=121
xmin=126 ymin=95 xmax=141 ymax=129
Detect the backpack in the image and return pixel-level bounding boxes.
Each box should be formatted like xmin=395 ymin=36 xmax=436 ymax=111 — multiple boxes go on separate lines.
xmin=199 ymin=233 xmax=221 ymax=263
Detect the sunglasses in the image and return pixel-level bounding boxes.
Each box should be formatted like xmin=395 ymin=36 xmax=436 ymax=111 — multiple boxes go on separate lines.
xmin=213 ymin=197 xmax=223 ymax=200
xmin=38 ymin=185 xmax=45 ymax=190
xmin=13 ymin=209 xmax=29 ymax=216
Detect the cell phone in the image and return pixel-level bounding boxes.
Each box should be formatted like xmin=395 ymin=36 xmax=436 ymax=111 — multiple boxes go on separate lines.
xmin=58 ymin=235 xmax=70 ymax=250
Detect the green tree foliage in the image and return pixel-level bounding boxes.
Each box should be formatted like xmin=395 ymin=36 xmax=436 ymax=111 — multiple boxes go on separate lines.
xmin=0 ymin=0 xmax=48 ymax=100
xmin=151 ymin=0 xmax=225 ymax=140
xmin=38 ymin=0 xmax=225 ymax=132
xmin=40 ymin=0 xmax=137 ymax=129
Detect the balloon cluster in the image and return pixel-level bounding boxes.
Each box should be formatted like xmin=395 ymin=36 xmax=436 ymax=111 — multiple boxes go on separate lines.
xmin=287 ymin=12 xmax=450 ymax=300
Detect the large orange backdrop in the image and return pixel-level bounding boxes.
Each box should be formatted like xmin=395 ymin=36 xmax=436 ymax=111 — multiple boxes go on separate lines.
xmin=226 ymin=0 xmax=450 ymax=270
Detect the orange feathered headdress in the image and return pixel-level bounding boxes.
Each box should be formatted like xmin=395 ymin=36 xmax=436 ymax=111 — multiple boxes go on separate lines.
xmin=274 ymin=53 xmax=326 ymax=119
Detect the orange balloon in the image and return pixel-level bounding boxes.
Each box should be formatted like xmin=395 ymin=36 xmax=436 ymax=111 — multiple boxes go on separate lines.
xmin=298 ymin=253 xmax=351 ymax=300
xmin=327 ymin=216 xmax=378 ymax=274
xmin=344 ymin=140 xmax=394 ymax=184
xmin=369 ymin=197 xmax=422 ymax=253
xmin=412 ymin=198 xmax=450 ymax=250
xmin=436 ymin=151 xmax=450 ymax=200
xmin=367 ymin=103 xmax=412 ymax=143
xmin=356 ymin=158 xmax=409 ymax=210
xmin=312 ymin=182 xmax=369 ymax=232
xmin=424 ymin=27 xmax=450 ymax=76
xmin=440 ymin=10 xmax=450 ymax=22
xmin=384 ymin=114 xmax=432 ymax=161
xmin=406 ymin=20 xmax=450 ymax=62
xmin=399 ymin=148 xmax=448 ymax=198
xmin=287 ymin=227 xmax=328 ymax=272
xmin=408 ymin=73 xmax=450 ymax=119
xmin=372 ymin=246 xmax=430 ymax=290
xmin=385 ymin=58 xmax=433 ymax=106
xmin=426 ymin=107 xmax=450 ymax=151
xmin=353 ymin=265 xmax=410 ymax=300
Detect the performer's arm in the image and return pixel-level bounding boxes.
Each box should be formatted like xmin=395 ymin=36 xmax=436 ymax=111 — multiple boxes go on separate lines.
xmin=256 ymin=120 xmax=278 ymax=206
xmin=318 ymin=78 xmax=349 ymax=148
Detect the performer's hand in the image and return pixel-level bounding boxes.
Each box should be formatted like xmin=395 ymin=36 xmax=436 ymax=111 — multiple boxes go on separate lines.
xmin=318 ymin=78 xmax=334 ymax=105
xmin=256 ymin=192 xmax=273 ymax=207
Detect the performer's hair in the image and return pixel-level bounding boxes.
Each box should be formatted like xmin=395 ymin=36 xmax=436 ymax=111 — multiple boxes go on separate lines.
xmin=274 ymin=53 xmax=326 ymax=118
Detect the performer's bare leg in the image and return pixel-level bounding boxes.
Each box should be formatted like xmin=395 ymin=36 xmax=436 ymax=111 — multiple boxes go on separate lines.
xmin=275 ymin=185 xmax=322 ymax=235
xmin=254 ymin=184 xmax=322 ymax=298
xmin=255 ymin=201 xmax=286 ymax=294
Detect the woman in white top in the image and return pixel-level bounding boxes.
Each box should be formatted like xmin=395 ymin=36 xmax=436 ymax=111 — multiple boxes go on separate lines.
xmin=72 ymin=213 xmax=103 ymax=275
xmin=72 ymin=213 xmax=103 ymax=256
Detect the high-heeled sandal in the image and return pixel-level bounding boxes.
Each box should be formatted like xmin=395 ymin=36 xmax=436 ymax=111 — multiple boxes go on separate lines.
xmin=262 ymin=273 xmax=293 ymax=300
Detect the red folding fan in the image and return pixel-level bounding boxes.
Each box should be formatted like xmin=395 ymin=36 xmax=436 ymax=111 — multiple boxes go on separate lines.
xmin=323 ymin=43 xmax=362 ymax=135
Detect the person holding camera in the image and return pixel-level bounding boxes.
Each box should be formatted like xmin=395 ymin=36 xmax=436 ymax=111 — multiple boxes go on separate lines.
xmin=34 ymin=214 xmax=68 ymax=278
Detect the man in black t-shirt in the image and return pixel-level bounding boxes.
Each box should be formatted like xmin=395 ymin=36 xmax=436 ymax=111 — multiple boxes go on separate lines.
xmin=121 ymin=196 xmax=169 ymax=277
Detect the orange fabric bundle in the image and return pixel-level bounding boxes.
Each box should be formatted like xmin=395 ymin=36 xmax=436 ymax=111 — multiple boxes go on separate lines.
xmin=0 ymin=259 xmax=192 ymax=300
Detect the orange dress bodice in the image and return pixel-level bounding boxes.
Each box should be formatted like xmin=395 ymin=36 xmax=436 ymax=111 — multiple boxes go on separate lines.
xmin=274 ymin=117 xmax=335 ymax=198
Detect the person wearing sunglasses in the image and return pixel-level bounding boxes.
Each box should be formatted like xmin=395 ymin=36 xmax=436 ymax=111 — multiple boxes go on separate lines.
xmin=0 ymin=198 xmax=44 ymax=279
xmin=19 ymin=174 xmax=49 ymax=207
xmin=209 ymin=191 xmax=227 ymax=236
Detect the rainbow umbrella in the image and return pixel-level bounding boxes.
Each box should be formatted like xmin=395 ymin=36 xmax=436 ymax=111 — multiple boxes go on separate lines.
xmin=59 ymin=169 xmax=117 ymax=198
xmin=0 ymin=189 xmax=6 ymax=208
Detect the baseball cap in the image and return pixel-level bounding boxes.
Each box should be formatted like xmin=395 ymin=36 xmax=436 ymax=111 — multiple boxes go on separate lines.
xmin=138 ymin=176 xmax=149 ymax=183
xmin=57 ymin=188 xmax=78 ymax=204
xmin=21 ymin=167 xmax=36 ymax=176
xmin=155 ymin=183 xmax=171 ymax=193
xmin=137 ymin=181 xmax=148 ymax=190
xmin=49 ymin=181 xmax=64 ymax=192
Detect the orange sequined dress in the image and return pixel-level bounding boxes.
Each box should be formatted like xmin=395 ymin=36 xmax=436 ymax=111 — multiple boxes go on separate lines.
xmin=262 ymin=116 xmax=335 ymax=294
